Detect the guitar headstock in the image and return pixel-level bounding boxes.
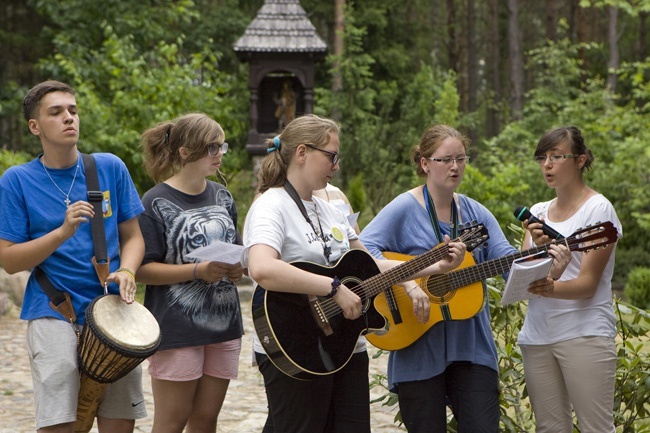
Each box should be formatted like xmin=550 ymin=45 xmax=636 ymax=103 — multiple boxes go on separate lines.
xmin=566 ymin=221 xmax=619 ymax=253
xmin=458 ymin=221 xmax=490 ymax=253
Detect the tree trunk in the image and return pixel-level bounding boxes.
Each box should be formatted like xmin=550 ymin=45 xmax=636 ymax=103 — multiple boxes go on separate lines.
xmin=446 ymin=0 xmax=459 ymax=73
xmin=466 ymin=0 xmax=477 ymax=143
xmin=545 ymin=0 xmax=557 ymax=41
xmin=332 ymin=0 xmax=345 ymax=93
xmin=486 ymin=0 xmax=501 ymax=138
xmin=576 ymin=1 xmax=588 ymax=71
xmin=507 ymin=0 xmax=524 ymax=119
xmin=606 ymin=5 xmax=619 ymax=92
xmin=640 ymin=12 xmax=648 ymax=61
xmin=331 ymin=0 xmax=345 ymax=121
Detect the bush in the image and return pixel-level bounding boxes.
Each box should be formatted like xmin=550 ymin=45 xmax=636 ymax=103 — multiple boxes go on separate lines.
xmin=0 ymin=149 xmax=31 ymax=175
xmin=624 ymin=267 xmax=650 ymax=310
xmin=615 ymin=248 xmax=650 ymax=288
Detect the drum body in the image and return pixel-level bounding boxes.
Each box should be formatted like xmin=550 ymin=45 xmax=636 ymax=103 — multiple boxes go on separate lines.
xmin=78 ymin=294 xmax=161 ymax=383
xmin=75 ymin=294 xmax=160 ymax=433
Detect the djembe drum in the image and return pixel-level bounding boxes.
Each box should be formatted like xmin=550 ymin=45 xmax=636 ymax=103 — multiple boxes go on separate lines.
xmin=75 ymin=294 xmax=161 ymax=433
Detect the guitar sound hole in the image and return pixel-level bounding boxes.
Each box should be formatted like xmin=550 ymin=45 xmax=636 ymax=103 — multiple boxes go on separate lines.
xmin=423 ymin=276 xmax=456 ymax=304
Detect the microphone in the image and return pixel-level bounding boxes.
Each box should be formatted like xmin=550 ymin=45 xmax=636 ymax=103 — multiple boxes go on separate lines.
xmin=513 ymin=206 xmax=565 ymax=240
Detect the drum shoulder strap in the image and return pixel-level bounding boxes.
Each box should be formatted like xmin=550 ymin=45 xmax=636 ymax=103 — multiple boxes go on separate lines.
xmin=35 ymin=267 xmax=77 ymax=324
xmin=81 ymin=153 xmax=110 ymax=285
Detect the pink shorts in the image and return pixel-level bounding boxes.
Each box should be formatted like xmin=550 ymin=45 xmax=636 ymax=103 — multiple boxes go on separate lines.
xmin=148 ymin=338 xmax=242 ymax=381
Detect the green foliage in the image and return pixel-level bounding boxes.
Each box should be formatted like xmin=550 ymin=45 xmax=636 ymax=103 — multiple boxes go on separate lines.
xmin=0 ymin=149 xmax=31 ymax=175
xmin=317 ymin=7 xmax=468 ymax=218
xmin=613 ymin=301 xmax=650 ymax=432
xmin=615 ymin=248 xmax=650 ymax=288
xmin=36 ymin=21 xmax=249 ymax=194
xmin=624 ymin=267 xmax=650 ymax=310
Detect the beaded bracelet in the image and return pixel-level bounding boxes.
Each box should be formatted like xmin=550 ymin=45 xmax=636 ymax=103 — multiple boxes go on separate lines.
xmin=116 ymin=267 xmax=135 ymax=281
xmin=325 ymin=276 xmax=341 ymax=299
xmin=193 ymin=263 xmax=200 ymax=280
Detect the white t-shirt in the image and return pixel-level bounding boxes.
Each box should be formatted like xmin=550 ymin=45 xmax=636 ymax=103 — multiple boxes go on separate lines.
xmin=324 ymin=183 xmax=352 ymax=216
xmin=517 ymin=194 xmax=622 ymax=345
xmin=242 ymin=187 xmax=362 ymax=354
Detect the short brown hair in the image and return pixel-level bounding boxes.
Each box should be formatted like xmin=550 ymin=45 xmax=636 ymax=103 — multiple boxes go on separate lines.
xmin=23 ymin=80 xmax=75 ymax=121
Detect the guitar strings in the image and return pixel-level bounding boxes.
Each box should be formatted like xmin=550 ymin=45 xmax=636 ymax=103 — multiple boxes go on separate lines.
xmin=317 ymin=245 xmax=453 ymax=317
xmin=316 ymin=227 xmax=484 ymax=318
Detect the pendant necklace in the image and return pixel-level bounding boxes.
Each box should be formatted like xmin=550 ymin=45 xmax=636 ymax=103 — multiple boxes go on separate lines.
xmin=555 ymin=185 xmax=587 ymax=221
xmin=41 ymin=153 xmax=80 ymax=207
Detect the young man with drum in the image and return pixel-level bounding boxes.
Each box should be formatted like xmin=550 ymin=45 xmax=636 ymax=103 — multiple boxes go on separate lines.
xmin=0 ymin=80 xmax=146 ymax=433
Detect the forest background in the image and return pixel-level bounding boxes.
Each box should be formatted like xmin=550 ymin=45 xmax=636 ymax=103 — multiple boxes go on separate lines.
xmin=1 ymin=0 xmax=649 ymax=431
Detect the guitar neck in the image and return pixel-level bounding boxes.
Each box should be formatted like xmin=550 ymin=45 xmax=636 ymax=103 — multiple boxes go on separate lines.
xmin=362 ymin=244 xmax=450 ymax=297
xmin=448 ymin=243 xmax=553 ymax=289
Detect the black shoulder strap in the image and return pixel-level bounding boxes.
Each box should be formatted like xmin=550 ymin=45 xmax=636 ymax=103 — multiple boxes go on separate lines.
xmin=81 ymin=153 xmax=108 ymax=265
xmin=35 ymin=266 xmax=66 ymax=305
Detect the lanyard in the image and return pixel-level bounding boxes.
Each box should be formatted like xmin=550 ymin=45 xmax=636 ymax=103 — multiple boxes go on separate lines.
xmin=283 ymin=181 xmax=332 ymax=263
xmin=423 ymin=184 xmax=459 ymax=244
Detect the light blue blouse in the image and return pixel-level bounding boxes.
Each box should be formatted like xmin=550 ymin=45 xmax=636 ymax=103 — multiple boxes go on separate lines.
xmin=360 ymin=192 xmax=516 ymax=391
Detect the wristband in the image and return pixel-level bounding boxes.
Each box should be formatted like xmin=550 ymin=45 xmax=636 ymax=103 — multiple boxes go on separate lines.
xmin=193 ymin=263 xmax=200 ymax=280
xmin=325 ymin=276 xmax=341 ymax=299
xmin=116 ymin=267 xmax=135 ymax=281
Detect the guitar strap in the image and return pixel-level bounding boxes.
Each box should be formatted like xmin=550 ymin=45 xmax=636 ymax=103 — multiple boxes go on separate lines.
xmin=283 ymin=181 xmax=332 ymax=263
xmin=423 ymin=185 xmax=462 ymax=322
xmin=423 ymin=184 xmax=460 ymax=242
xmin=36 ymin=153 xmax=108 ymax=327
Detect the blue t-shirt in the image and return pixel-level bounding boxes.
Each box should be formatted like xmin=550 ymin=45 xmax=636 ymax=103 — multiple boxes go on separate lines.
xmin=0 ymin=153 xmax=144 ymax=324
xmin=360 ymin=192 xmax=516 ymax=391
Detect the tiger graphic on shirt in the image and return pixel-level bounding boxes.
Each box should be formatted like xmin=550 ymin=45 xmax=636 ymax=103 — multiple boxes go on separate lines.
xmin=152 ymin=191 xmax=239 ymax=332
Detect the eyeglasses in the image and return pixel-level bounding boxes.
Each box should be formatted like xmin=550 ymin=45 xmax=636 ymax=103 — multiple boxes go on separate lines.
xmin=427 ymin=156 xmax=470 ymax=165
xmin=305 ymin=144 xmax=340 ymax=165
xmin=208 ymin=142 xmax=228 ymax=156
xmin=533 ymin=154 xmax=578 ymax=164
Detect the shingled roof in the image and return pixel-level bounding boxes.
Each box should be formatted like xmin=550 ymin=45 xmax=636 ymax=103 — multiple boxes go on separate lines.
xmin=233 ymin=0 xmax=327 ymax=53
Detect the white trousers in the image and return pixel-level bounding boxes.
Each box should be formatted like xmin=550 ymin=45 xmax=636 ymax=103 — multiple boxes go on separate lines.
xmin=520 ymin=336 xmax=616 ymax=433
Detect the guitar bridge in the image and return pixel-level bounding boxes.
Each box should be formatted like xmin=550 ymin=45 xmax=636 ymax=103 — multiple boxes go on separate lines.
xmin=308 ymin=296 xmax=334 ymax=336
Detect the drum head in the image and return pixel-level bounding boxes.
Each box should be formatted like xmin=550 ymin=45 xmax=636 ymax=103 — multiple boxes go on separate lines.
xmin=91 ymin=295 xmax=160 ymax=350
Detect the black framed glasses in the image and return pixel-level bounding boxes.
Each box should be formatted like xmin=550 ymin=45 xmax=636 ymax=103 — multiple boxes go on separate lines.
xmin=533 ymin=154 xmax=578 ymax=164
xmin=208 ymin=142 xmax=228 ymax=156
xmin=305 ymin=144 xmax=340 ymax=165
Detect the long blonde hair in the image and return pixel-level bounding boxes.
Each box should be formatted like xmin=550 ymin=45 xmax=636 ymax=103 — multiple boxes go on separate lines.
xmin=141 ymin=113 xmax=225 ymax=183
xmin=257 ymin=114 xmax=340 ymax=193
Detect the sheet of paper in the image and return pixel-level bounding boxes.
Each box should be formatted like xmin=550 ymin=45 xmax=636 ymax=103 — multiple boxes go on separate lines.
xmin=501 ymin=256 xmax=553 ymax=306
xmin=186 ymin=241 xmax=244 ymax=265
xmin=347 ymin=211 xmax=360 ymax=228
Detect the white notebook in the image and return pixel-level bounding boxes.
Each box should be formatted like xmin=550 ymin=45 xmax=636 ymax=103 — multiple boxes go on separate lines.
xmin=501 ymin=255 xmax=553 ymax=305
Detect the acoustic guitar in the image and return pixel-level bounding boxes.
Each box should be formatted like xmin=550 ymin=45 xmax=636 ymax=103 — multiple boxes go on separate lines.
xmin=252 ymin=222 xmax=489 ymax=380
xmin=368 ymin=221 xmax=618 ymax=351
